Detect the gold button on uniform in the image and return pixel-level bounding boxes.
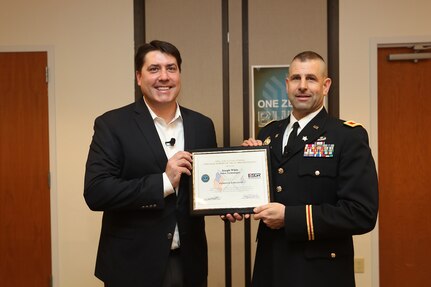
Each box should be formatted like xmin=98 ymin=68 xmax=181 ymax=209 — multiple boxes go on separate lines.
xmin=330 ymin=252 xmax=336 ymax=258
xmin=276 ymin=186 xmax=283 ymax=193
xmin=278 ymin=168 xmax=284 ymax=174
xmin=315 ymin=170 xmax=321 ymax=176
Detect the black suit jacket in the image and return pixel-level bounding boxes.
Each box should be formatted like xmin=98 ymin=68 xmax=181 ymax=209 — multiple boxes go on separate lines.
xmin=252 ymin=109 xmax=378 ymax=287
xmin=84 ymin=98 xmax=217 ymax=287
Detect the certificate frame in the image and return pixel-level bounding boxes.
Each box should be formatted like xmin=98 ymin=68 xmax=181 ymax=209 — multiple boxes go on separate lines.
xmin=189 ymin=146 xmax=272 ymax=216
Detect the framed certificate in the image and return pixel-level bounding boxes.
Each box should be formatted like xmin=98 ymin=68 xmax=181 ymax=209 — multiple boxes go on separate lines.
xmin=190 ymin=146 xmax=272 ymax=215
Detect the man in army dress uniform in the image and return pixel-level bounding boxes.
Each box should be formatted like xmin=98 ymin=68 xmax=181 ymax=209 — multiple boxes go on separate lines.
xmin=228 ymin=51 xmax=378 ymax=287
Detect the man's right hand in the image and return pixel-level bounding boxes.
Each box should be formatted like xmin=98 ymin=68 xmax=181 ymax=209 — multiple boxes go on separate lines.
xmin=165 ymin=151 xmax=193 ymax=188
xmin=242 ymin=138 xmax=263 ymax=147
xmin=221 ymin=213 xmax=250 ymax=223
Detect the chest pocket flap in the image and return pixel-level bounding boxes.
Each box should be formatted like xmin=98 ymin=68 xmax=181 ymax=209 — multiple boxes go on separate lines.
xmin=298 ymin=158 xmax=338 ymax=178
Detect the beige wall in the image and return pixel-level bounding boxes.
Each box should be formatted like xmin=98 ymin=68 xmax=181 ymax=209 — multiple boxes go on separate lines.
xmin=0 ymin=0 xmax=134 ymax=286
xmin=1 ymin=0 xmax=430 ymax=286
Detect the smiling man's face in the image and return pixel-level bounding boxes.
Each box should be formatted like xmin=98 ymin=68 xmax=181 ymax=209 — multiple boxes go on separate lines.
xmin=136 ymin=50 xmax=181 ymax=111
xmin=286 ymin=58 xmax=331 ymax=120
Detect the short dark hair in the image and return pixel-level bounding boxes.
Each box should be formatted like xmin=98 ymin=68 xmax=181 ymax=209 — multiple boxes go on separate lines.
xmin=135 ymin=40 xmax=182 ymax=72
xmin=290 ymin=51 xmax=327 ymax=77
xmin=292 ymin=51 xmax=325 ymax=63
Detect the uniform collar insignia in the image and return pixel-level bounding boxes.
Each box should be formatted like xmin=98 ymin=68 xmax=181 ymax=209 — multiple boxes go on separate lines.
xmin=263 ymin=136 xmax=271 ymax=145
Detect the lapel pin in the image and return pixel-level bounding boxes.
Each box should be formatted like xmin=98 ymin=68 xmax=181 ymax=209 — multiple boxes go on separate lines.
xmin=313 ymin=125 xmax=319 ymax=130
xmin=302 ymin=136 xmax=308 ymax=141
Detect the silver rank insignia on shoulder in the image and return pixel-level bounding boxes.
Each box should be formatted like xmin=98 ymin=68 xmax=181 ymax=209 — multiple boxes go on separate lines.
xmin=302 ymin=136 xmax=308 ymax=141
xmin=304 ymin=141 xmax=335 ymax=157
xmin=263 ymin=136 xmax=271 ymax=145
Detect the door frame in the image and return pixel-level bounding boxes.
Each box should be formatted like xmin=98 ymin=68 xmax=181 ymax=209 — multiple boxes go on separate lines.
xmin=369 ymin=35 xmax=431 ymax=287
xmin=0 ymin=46 xmax=59 ymax=287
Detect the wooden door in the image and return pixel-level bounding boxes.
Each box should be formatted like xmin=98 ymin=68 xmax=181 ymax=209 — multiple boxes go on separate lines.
xmin=378 ymin=47 xmax=431 ymax=286
xmin=0 ymin=52 xmax=51 ymax=286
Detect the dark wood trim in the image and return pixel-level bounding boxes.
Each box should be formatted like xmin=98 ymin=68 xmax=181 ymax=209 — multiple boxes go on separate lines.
xmin=134 ymin=0 xmax=145 ymax=101
xmin=224 ymin=220 xmax=232 ymax=287
xmin=222 ymin=0 xmax=230 ymax=147
xmin=242 ymin=0 xmax=250 ymax=140
xmin=244 ymin=217 xmax=251 ymax=286
xmin=222 ymin=1 xmax=232 ymax=286
xmin=241 ymin=0 xmax=252 ymax=286
xmin=327 ymin=0 xmax=339 ymax=117
xmin=133 ymin=0 xmax=146 ymax=50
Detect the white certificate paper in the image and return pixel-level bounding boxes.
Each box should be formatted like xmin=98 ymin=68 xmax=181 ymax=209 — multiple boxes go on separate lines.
xmin=190 ymin=146 xmax=272 ymax=215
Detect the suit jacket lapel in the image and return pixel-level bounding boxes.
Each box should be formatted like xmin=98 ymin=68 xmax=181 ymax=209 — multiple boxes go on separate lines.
xmin=133 ymin=98 xmax=168 ymax=171
xmin=269 ymin=118 xmax=289 ymax=164
xmin=181 ymin=107 xmax=196 ymax=150
xmin=178 ymin=106 xmax=197 ymax=206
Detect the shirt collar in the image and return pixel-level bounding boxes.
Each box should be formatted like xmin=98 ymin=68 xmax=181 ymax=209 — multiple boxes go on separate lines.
xmin=143 ymin=98 xmax=182 ymax=124
xmin=290 ymin=106 xmax=323 ymax=129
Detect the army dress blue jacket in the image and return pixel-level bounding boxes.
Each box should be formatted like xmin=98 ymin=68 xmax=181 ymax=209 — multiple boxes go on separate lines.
xmin=252 ymin=108 xmax=378 ymax=287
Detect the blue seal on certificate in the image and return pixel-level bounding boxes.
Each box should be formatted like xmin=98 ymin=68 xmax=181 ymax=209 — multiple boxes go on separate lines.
xmin=201 ymin=174 xmax=210 ymax=182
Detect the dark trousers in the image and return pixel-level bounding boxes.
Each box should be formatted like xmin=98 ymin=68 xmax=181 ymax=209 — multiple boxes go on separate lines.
xmin=161 ymin=249 xmax=207 ymax=287
xmin=161 ymin=249 xmax=184 ymax=287
xmin=104 ymin=249 xmax=207 ymax=287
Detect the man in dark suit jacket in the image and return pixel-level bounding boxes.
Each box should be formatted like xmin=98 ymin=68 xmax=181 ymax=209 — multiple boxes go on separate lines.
xmin=84 ymin=40 xmax=217 ymax=287
xmin=229 ymin=51 xmax=378 ymax=287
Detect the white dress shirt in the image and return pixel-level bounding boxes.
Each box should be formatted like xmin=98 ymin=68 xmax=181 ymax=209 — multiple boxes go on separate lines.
xmin=282 ymin=107 xmax=323 ymax=154
xmin=145 ymin=100 xmax=183 ymax=250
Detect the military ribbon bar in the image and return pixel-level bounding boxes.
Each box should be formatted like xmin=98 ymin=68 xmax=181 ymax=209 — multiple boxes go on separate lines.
xmin=304 ymin=142 xmax=334 ymax=157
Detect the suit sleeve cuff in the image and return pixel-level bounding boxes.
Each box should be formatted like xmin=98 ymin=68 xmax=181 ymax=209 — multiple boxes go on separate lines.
xmin=284 ymin=205 xmax=311 ymax=241
xmin=162 ymin=172 xmax=175 ymax=198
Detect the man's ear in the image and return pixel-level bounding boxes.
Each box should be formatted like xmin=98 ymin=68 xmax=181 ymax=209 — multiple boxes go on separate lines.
xmin=285 ymin=77 xmax=289 ymax=94
xmin=323 ymin=77 xmax=332 ymax=95
xmin=136 ymin=71 xmax=142 ymax=86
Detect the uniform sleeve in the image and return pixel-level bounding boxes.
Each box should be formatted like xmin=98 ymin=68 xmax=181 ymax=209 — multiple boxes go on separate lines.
xmin=284 ymin=126 xmax=379 ymax=241
xmin=84 ymin=116 xmax=165 ymax=211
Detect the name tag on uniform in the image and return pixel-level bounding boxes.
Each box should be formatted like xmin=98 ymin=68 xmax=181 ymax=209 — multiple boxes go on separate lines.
xmin=304 ymin=142 xmax=335 ymax=158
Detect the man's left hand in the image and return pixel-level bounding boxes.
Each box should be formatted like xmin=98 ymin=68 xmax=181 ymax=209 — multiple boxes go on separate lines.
xmin=253 ymin=203 xmax=285 ymax=229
